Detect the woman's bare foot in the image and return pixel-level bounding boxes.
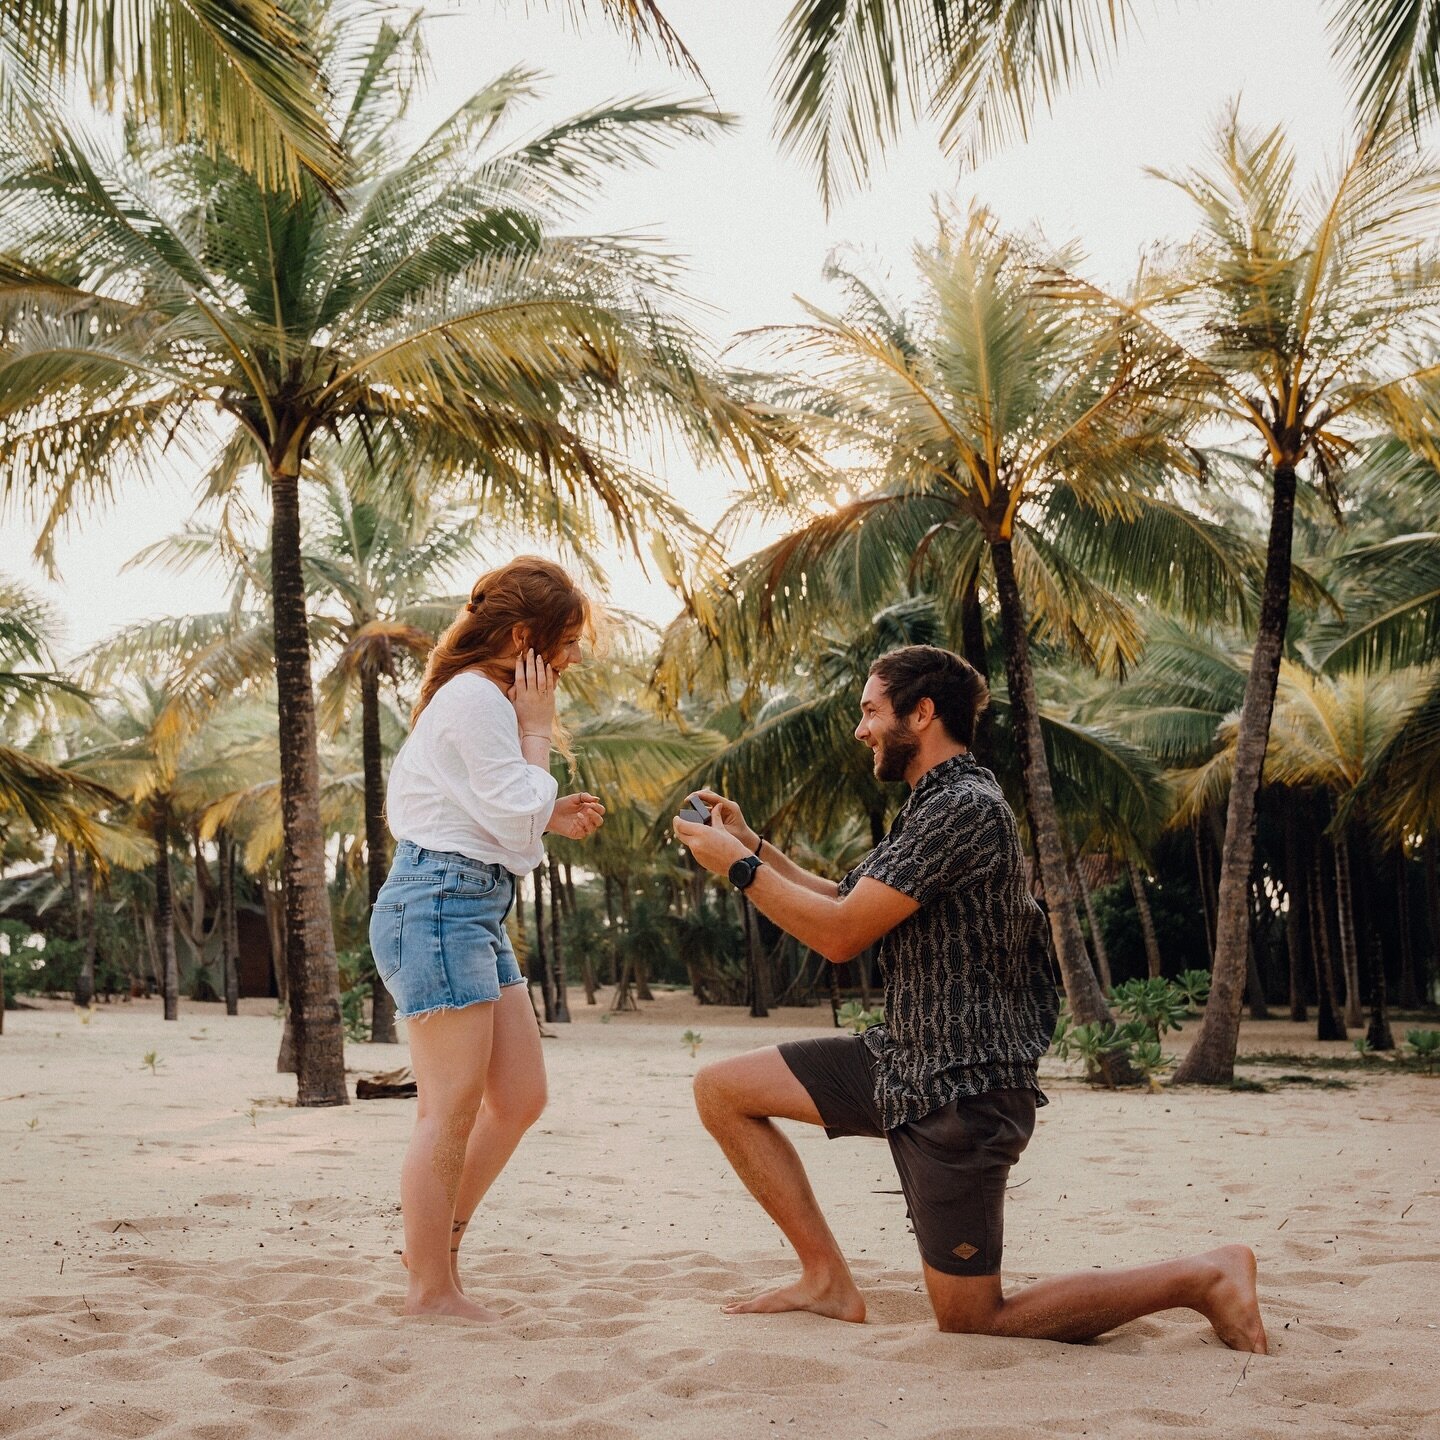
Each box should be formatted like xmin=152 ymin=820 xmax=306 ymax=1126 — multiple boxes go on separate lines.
xmin=722 ymin=1269 xmax=866 ymax=1324
xmin=402 ymin=1219 xmax=468 ymax=1292
xmin=1195 ymin=1245 xmax=1267 ymax=1354
xmin=403 ymin=1284 xmax=502 ymax=1323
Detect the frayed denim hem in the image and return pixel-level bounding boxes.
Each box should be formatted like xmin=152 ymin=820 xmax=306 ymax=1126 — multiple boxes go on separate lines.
xmin=398 ymin=996 xmax=500 ymax=1021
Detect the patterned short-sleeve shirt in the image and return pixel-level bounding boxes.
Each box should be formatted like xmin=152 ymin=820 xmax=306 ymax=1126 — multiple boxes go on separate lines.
xmin=840 ymin=752 xmax=1057 ymax=1130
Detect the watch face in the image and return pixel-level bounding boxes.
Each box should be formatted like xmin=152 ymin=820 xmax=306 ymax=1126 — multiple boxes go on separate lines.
xmin=729 ymin=855 xmax=758 ymax=889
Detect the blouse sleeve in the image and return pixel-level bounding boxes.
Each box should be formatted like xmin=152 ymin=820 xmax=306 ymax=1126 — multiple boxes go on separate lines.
xmin=436 ymin=680 xmax=559 ymax=856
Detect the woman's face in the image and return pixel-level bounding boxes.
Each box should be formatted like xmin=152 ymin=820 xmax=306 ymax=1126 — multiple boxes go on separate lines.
xmin=548 ymin=628 xmax=585 ymax=674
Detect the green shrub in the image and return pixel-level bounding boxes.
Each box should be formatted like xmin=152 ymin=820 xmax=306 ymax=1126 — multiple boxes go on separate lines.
xmin=1405 ymin=1029 xmax=1440 ymax=1074
xmin=1172 ymin=969 xmax=1212 ymax=1009
xmin=1050 ymin=979 xmax=1196 ymax=1090
xmin=1109 ymin=977 xmax=1190 ymax=1040
xmin=336 ymin=948 xmax=376 ymax=1043
xmin=836 ymin=1000 xmax=884 ymax=1034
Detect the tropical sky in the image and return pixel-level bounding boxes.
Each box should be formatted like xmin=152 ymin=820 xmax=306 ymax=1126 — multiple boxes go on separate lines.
xmin=1 ymin=0 xmax=1359 ymax=654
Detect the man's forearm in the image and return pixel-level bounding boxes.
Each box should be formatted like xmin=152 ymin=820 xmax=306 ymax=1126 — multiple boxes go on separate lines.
xmin=757 ymin=840 xmax=840 ymax=899
xmin=744 ymin=864 xmax=851 ymax=963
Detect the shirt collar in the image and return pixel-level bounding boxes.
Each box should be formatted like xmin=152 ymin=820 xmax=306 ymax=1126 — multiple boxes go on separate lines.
xmin=910 ymin=750 xmax=977 ymax=799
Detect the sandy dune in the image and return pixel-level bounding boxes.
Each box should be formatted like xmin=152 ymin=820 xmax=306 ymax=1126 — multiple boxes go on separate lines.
xmin=2 ymin=991 xmax=1438 ymax=1440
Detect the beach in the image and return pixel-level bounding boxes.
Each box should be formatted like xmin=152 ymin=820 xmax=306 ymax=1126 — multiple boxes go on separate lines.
xmin=2 ymin=993 xmax=1437 ymax=1440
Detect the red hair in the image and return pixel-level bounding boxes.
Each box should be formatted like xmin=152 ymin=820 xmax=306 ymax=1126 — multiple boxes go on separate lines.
xmin=413 ymin=556 xmax=593 ymax=726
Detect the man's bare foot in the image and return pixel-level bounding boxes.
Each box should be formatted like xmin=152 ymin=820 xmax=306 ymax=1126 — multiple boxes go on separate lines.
xmin=1195 ymin=1245 xmax=1267 ymax=1354
xmin=722 ymin=1271 xmax=865 ymax=1324
xmin=403 ymin=1285 xmax=502 ymax=1323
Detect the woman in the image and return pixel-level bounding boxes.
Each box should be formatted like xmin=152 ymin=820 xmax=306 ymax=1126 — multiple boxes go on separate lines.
xmin=371 ymin=555 xmax=605 ymax=1321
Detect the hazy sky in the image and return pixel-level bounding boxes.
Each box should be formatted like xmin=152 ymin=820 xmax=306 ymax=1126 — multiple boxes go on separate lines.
xmin=3 ymin=0 xmax=1352 ymax=659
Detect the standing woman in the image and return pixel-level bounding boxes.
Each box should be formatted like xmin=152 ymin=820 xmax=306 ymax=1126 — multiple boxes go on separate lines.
xmin=372 ymin=556 xmax=605 ymax=1320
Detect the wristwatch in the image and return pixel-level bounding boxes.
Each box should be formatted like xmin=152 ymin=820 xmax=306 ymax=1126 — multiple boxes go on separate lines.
xmin=728 ymin=854 xmax=763 ymax=891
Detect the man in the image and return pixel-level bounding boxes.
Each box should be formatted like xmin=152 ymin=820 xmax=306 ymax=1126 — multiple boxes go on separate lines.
xmin=673 ymin=644 xmax=1266 ymax=1351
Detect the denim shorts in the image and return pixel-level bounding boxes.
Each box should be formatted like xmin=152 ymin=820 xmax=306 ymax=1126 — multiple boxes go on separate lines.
xmin=369 ymin=840 xmax=525 ymax=1019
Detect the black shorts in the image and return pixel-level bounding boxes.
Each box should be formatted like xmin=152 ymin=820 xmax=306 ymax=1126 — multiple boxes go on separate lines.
xmin=779 ymin=1034 xmax=1036 ymax=1277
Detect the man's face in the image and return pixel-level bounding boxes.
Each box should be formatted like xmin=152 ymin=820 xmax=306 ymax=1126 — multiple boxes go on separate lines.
xmin=856 ymin=676 xmax=920 ymax=782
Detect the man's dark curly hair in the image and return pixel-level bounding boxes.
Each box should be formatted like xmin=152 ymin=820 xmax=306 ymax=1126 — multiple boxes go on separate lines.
xmin=868 ymin=645 xmax=989 ymax=747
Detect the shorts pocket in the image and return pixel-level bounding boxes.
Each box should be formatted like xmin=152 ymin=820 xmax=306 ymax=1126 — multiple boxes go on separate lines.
xmin=369 ymin=901 xmax=404 ymax=981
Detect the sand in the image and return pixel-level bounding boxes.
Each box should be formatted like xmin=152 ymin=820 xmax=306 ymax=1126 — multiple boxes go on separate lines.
xmin=2 ymin=990 xmax=1438 ymax=1440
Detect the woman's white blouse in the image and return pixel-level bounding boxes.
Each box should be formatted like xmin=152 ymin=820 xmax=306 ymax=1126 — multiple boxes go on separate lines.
xmin=385 ymin=671 xmax=558 ymax=875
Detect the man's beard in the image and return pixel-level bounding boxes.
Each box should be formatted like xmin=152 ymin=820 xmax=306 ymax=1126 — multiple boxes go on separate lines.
xmin=874 ymin=726 xmax=920 ymax=782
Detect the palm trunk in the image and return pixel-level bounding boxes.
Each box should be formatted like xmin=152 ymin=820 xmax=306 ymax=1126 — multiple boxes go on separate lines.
xmin=269 ymin=465 xmax=347 ymax=1106
xmin=566 ymin=864 xmax=597 ymax=1005
xmin=533 ymin=868 xmax=555 ymax=1022
xmin=1245 ymin=930 xmax=1271 ymax=1021
xmin=991 ymin=539 xmax=1125 ymax=1078
xmin=1334 ymin=834 xmax=1363 ymax=1029
xmin=1193 ymin=823 xmax=1215 ymax=960
xmin=220 ymin=829 xmax=240 ymax=1016
xmin=68 ymin=845 xmax=91 ymax=1007
xmin=360 ymin=667 xmax=398 ymax=1044
xmin=1073 ymin=855 xmax=1113 ymax=992
xmin=1423 ymin=840 xmax=1440 ymax=1005
xmin=959 ymin=569 xmax=993 ymax=762
xmin=744 ymin=896 xmax=769 ymax=1018
xmin=611 ymin=883 xmax=637 ymax=1012
xmin=77 ymin=852 xmax=97 ymax=1009
xmin=1128 ymin=862 xmax=1162 ymax=980
xmin=634 ymin=950 xmax=654 ymax=1002
xmin=1245 ymin=878 xmax=1273 ymax=1020
xmin=137 ymin=902 xmax=159 ymax=998
xmin=1396 ymin=852 xmax=1418 ymax=1009
xmin=1281 ymin=809 xmax=1308 ymax=1023
xmin=603 ymin=876 xmax=620 ymax=986
xmin=548 ymin=855 xmax=571 ymax=1022
xmin=1310 ymin=840 xmax=1346 ymax=1041
xmin=153 ymin=797 xmax=179 ymax=1022
xmin=1353 ymin=834 xmax=1395 ymax=1051
xmin=1175 ymin=463 xmax=1297 ymax=1084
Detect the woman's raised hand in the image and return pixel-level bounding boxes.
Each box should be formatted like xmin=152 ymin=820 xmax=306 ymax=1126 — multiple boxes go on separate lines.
xmin=546 ymin=792 xmax=606 ymax=841
xmin=510 ymin=648 xmax=557 ymax=738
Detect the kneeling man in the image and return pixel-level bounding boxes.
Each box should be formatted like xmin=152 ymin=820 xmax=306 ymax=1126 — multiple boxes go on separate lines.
xmin=674 ymin=644 xmax=1266 ymax=1351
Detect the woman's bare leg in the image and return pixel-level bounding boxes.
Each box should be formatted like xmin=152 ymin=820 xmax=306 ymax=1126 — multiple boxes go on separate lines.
xmin=400 ymin=1003 xmax=497 ymax=1320
xmin=447 ymin=983 xmax=548 ymax=1290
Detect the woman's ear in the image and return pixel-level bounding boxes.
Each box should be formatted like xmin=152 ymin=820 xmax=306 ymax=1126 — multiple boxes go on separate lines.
xmin=510 ymin=623 xmax=529 ymax=656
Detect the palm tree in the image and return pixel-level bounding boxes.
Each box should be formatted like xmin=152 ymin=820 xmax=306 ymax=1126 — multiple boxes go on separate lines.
xmin=660 ymin=211 xmax=1252 ymax=1062
xmin=132 ymin=465 xmax=494 ymax=1041
xmin=772 ymin=1 xmax=1440 ymax=205
xmin=0 ymin=12 xmax=780 ymax=1103
xmin=66 ymin=680 xmax=261 ymax=1018
xmin=1080 ymin=110 xmax=1440 ymax=1084
xmin=1174 ymin=659 xmax=1429 ymax=1048
xmin=0 ymin=575 xmax=115 ymax=855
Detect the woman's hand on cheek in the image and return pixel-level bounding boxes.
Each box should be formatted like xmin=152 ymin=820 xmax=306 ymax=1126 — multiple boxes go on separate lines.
xmin=512 ymin=648 xmax=557 ymax=737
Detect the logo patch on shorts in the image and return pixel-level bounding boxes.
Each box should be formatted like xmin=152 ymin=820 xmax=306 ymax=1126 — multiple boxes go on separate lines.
xmin=951 ymin=1242 xmax=979 ymax=1261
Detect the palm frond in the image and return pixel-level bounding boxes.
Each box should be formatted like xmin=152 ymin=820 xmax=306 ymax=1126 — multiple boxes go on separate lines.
xmin=1329 ymin=0 xmax=1440 ymax=136
xmin=0 ymin=0 xmax=344 ymax=194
